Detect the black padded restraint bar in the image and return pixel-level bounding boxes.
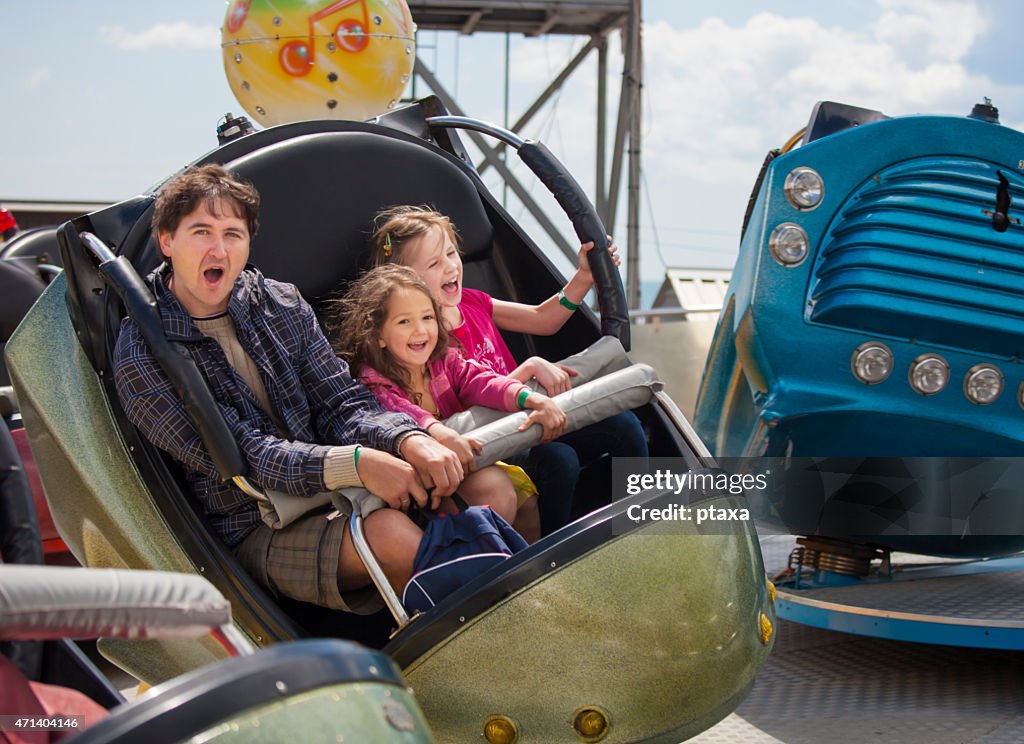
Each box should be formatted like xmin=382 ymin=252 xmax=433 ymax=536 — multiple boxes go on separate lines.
xmin=95 ymin=249 xmax=247 ymax=483
xmin=517 ymin=141 xmax=631 ymax=350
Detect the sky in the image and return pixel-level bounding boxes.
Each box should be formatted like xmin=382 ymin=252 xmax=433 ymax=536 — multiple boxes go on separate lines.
xmin=4 ymin=0 xmax=1024 ymax=291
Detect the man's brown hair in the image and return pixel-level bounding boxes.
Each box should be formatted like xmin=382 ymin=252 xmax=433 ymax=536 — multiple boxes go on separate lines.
xmin=152 ymin=163 xmax=260 ymax=238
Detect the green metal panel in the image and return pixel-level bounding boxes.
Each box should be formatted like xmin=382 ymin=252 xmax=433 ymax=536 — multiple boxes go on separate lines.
xmin=405 ymin=499 xmax=774 ymax=743
xmin=7 ymin=275 xmax=227 ymax=680
xmin=185 ymin=682 xmax=433 ymax=744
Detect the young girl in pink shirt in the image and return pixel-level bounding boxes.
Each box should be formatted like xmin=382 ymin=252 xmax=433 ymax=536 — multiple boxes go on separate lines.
xmin=366 ymin=206 xmax=649 ymax=536
xmin=332 ymin=265 xmax=565 ymax=541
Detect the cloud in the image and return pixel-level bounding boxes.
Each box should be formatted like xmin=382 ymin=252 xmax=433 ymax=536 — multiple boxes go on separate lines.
xmin=24 ymin=67 xmax=51 ymax=89
xmin=431 ymin=0 xmax=1022 ymax=274
xmin=640 ymin=0 xmax=1012 ymax=192
xmin=101 ymin=22 xmax=220 ymax=51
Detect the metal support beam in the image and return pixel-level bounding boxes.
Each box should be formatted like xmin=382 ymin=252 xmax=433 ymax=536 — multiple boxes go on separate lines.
xmin=460 ymin=10 xmax=485 ymax=34
xmin=602 ymin=0 xmax=642 ymax=310
xmin=605 ymin=2 xmax=638 ymax=233
xmin=625 ymin=0 xmax=643 ymax=311
xmin=415 ymin=58 xmax=578 ymax=264
xmin=531 ymin=12 xmax=562 ymax=37
xmin=410 ymin=1 xmax=641 ymax=299
xmin=596 ymin=35 xmax=608 ymax=219
xmin=478 ymin=35 xmax=601 ymax=176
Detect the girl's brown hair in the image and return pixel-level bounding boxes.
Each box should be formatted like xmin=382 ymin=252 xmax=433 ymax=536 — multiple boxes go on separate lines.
xmin=368 ymin=204 xmax=460 ymax=268
xmin=329 ymin=264 xmax=450 ymax=402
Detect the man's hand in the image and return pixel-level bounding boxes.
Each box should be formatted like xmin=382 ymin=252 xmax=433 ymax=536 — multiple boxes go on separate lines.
xmin=429 ymin=423 xmax=482 ymax=472
xmin=518 ymin=393 xmax=567 ymax=442
xmin=400 ymin=433 xmax=463 ymax=503
xmin=522 ymin=356 xmax=578 ymax=396
xmin=354 ymin=447 xmax=429 ymax=512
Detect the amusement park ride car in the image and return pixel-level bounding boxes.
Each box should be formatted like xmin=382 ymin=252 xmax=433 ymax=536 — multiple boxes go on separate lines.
xmin=694 ymin=99 xmax=1024 ymax=650
xmin=5 ymin=97 xmax=775 ymax=743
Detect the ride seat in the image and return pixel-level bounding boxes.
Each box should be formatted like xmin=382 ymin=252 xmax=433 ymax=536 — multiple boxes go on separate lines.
xmin=0 ymin=258 xmax=49 ymax=385
xmin=221 ymin=130 xmax=496 ymax=306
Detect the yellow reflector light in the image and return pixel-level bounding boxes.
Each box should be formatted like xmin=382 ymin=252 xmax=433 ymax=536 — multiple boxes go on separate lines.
xmin=760 ymin=612 xmax=774 ymax=645
xmin=483 ymin=715 xmax=519 ymax=744
xmin=767 ymin=580 xmax=777 ymax=603
xmin=572 ymin=706 xmax=611 ymax=742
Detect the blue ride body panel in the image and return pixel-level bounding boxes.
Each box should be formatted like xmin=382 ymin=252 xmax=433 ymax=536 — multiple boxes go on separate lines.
xmin=695 ymin=113 xmax=1024 ymax=557
xmin=696 ymin=114 xmax=1024 ymax=460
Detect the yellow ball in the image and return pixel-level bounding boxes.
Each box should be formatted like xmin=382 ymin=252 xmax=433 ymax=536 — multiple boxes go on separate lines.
xmin=221 ymin=0 xmax=416 ymax=127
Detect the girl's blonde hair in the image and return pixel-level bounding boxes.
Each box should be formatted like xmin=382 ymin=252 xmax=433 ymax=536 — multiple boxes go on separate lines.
xmin=368 ymin=204 xmax=461 ymax=268
xmin=329 ymin=264 xmax=450 ymax=403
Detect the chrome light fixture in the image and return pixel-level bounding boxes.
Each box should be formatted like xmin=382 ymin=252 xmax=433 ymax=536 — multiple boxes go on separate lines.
xmin=784 ymin=166 xmax=824 ymax=210
xmin=909 ymin=354 xmax=949 ymax=396
xmin=964 ymin=364 xmax=1003 ymax=405
xmin=851 ymin=342 xmax=893 ymax=384
xmin=768 ymin=223 xmax=810 ymax=266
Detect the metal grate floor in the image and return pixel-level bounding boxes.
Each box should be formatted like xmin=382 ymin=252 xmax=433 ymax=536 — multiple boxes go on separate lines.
xmin=691 ymin=535 xmax=1024 ymax=743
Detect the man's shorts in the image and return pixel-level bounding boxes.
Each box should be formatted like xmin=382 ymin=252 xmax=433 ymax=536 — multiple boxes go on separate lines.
xmin=233 ymin=509 xmax=383 ymax=614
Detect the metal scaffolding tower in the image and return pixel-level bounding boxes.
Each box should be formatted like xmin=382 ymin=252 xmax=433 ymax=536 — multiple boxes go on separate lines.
xmin=408 ymin=0 xmax=644 ymax=311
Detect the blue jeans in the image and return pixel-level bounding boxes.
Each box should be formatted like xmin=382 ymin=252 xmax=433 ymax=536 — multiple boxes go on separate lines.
xmin=508 ymin=411 xmax=648 ymax=536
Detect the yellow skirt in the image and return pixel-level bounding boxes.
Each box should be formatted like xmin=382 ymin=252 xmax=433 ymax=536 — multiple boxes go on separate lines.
xmin=494 ymin=461 xmax=538 ymax=507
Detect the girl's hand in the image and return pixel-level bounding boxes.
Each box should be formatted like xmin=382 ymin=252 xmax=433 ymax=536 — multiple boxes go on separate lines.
xmin=429 ymin=423 xmax=482 ymax=472
xmin=578 ymin=236 xmax=621 ymax=280
xmin=524 ymin=356 xmax=577 ymax=396
xmin=518 ymin=394 xmax=567 ymax=442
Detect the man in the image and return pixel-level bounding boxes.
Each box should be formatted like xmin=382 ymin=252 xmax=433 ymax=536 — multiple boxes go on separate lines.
xmin=114 ymin=164 xmax=462 ymax=613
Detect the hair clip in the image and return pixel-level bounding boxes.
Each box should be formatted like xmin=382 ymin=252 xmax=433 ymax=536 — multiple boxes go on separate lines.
xmin=383 ymin=232 xmax=393 ymax=258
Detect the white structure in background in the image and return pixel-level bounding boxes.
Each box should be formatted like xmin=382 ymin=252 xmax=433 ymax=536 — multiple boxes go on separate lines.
xmin=630 ymin=267 xmax=730 ymax=419
xmin=644 ymin=268 xmax=731 ymax=322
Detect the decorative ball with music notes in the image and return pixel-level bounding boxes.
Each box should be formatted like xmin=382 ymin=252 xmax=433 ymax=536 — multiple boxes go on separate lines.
xmin=221 ymin=0 xmax=417 ymax=127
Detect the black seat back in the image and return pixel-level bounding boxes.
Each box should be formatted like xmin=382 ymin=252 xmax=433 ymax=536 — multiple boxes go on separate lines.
xmin=222 ymin=131 xmax=493 ymax=304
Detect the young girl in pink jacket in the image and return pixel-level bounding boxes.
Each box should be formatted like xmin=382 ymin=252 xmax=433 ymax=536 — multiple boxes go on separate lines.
xmin=332 ymin=265 xmax=565 ymax=540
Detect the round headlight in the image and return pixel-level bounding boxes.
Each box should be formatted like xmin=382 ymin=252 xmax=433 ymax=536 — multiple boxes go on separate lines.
xmin=851 ymin=342 xmax=893 ymax=384
xmin=909 ymin=354 xmax=949 ymax=396
xmin=769 ymin=223 xmax=810 ymax=266
xmin=483 ymin=715 xmax=519 ymax=744
xmin=964 ymin=364 xmax=1003 ymax=405
xmin=784 ymin=166 xmax=825 ymax=210
xmin=572 ymin=707 xmax=611 ymax=742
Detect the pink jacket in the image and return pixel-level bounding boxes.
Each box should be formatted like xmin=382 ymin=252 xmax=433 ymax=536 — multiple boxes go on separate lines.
xmin=357 ymin=349 xmax=528 ymax=429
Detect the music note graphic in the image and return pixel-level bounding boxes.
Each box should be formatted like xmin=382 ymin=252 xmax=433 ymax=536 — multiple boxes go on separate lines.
xmin=225 ymin=0 xmax=252 ymax=34
xmin=279 ymin=0 xmax=371 ymax=77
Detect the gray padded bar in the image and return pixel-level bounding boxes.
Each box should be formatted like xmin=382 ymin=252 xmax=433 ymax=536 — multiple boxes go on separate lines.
xmin=0 ymin=565 xmax=232 ymax=641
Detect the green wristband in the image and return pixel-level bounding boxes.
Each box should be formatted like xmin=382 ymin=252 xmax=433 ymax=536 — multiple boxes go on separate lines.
xmin=517 ymin=389 xmax=531 ymax=409
xmin=354 ymin=445 xmax=361 ymax=469
xmin=557 ymin=287 xmax=579 ymax=311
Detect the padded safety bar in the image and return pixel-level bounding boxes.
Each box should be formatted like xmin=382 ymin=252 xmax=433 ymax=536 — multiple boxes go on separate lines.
xmin=354 ymin=356 xmax=662 ymax=627
xmin=426 ymin=116 xmax=630 ymax=349
xmin=0 ymin=565 xmax=238 ymax=644
xmin=80 ymin=232 xmax=247 ymax=484
xmin=461 ymin=363 xmax=661 ymax=469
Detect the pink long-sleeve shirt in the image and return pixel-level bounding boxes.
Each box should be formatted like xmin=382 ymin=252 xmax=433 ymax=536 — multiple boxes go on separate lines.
xmin=450 ymin=288 xmax=518 ymax=375
xmin=357 ymin=349 xmax=528 ymax=428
